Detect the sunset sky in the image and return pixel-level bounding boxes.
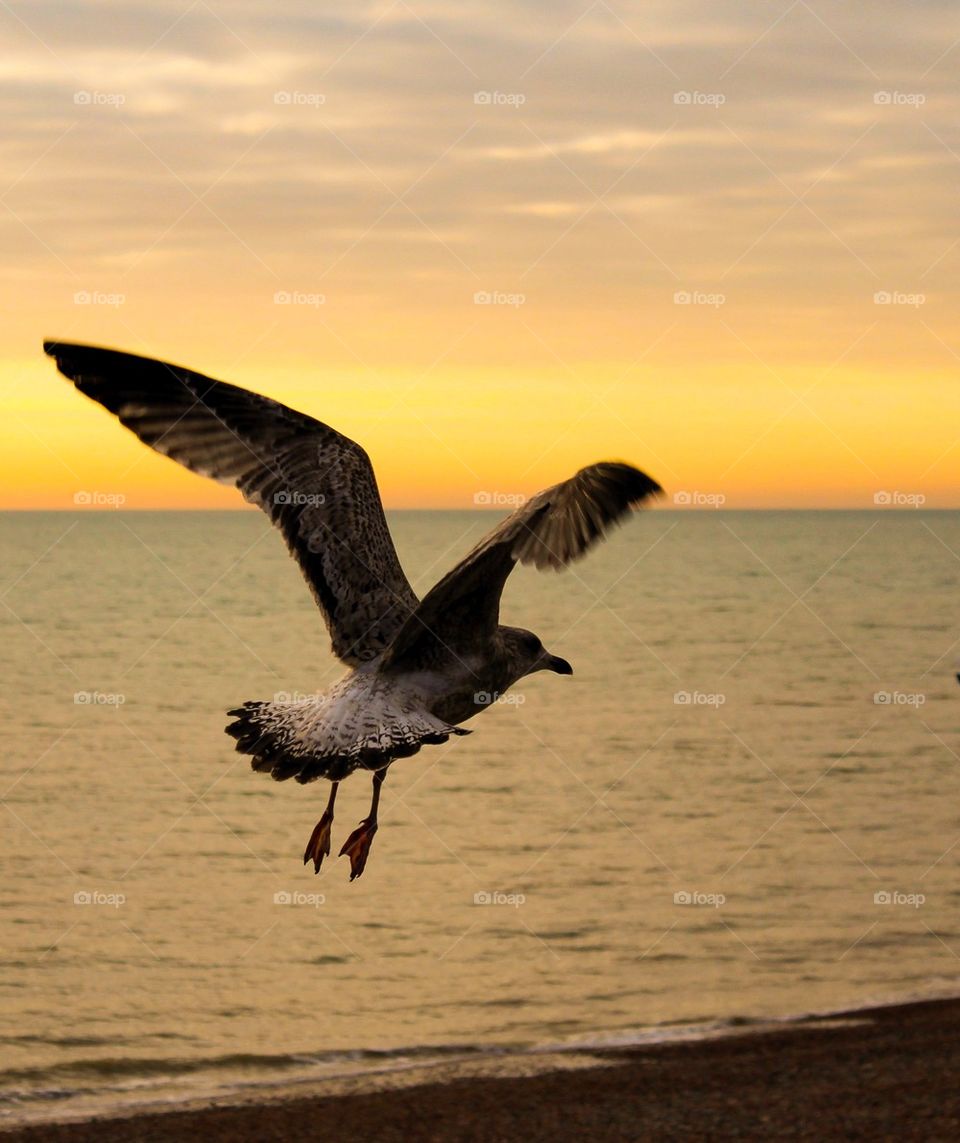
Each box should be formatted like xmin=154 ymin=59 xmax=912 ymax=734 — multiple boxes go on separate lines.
xmin=1 ymin=0 xmax=958 ymax=509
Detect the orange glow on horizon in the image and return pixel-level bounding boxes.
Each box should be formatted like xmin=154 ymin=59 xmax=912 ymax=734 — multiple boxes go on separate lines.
xmin=1 ymin=5 xmax=957 ymax=510
xmin=4 ymin=352 xmax=958 ymax=511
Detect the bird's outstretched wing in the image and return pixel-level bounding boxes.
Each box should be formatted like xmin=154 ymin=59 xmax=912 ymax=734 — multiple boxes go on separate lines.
xmin=45 ymin=340 xmax=418 ymax=666
xmin=384 ymin=462 xmax=661 ymax=670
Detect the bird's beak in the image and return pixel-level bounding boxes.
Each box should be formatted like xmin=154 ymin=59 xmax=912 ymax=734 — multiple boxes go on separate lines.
xmin=544 ymin=653 xmax=573 ymax=676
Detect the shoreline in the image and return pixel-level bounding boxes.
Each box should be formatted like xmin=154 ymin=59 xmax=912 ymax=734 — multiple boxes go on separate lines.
xmin=4 ymin=995 xmax=960 ymax=1141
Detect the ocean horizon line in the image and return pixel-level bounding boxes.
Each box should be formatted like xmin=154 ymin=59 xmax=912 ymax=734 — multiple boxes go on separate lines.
xmin=1 ymin=505 xmax=956 ymax=514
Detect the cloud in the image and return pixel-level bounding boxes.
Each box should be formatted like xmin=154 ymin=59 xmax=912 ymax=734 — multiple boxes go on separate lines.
xmin=505 ymin=201 xmax=585 ymax=218
xmin=1 ymin=0 xmax=957 ymax=331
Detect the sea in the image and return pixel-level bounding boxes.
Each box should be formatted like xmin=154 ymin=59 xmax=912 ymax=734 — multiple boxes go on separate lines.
xmin=1 ymin=508 xmax=958 ymax=1126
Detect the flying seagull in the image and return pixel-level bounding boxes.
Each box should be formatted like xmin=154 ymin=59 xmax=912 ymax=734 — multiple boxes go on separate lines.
xmin=46 ymin=341 xmax=662 ymax=879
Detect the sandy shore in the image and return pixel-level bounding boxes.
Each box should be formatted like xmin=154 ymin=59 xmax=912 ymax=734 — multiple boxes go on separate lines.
xmin=5 ymin=997 xmax=960 ymax=1142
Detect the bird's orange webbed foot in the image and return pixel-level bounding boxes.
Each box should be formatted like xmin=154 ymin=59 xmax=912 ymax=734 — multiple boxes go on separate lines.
xmin=303 ymin=813 xmax=334 ymax=873
xmin=339 ymin=819 xmax=378 ymax=881
xmin=303 ymin=782 xmax=339 ymax=874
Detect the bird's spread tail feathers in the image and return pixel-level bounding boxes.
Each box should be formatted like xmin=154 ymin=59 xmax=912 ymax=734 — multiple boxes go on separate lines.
xmin=225 ymin=677 xmax=469 ymax=783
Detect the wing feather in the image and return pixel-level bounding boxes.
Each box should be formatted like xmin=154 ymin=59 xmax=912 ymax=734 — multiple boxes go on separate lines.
xmin=384 ymin=462 xmax=661 ymax=670
xmin=45 ymin=340 xmax=418 ymax=666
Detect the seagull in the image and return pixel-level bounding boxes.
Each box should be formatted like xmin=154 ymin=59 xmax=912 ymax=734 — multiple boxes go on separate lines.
xmin=46 ymin=341 xmax=662 ymax=879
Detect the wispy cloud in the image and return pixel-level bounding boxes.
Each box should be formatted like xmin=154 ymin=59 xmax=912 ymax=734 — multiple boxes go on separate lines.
xmin=2 ymin=0 xmax=959 ymax=506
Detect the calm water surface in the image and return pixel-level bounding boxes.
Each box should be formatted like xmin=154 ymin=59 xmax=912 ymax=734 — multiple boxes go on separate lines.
xmin=1 ymin=509 xmax=958 ymax=1122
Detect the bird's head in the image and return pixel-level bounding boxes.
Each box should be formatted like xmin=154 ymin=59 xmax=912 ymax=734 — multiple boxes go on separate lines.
xmin=501 ymin=626 xmax=573 ymax=680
